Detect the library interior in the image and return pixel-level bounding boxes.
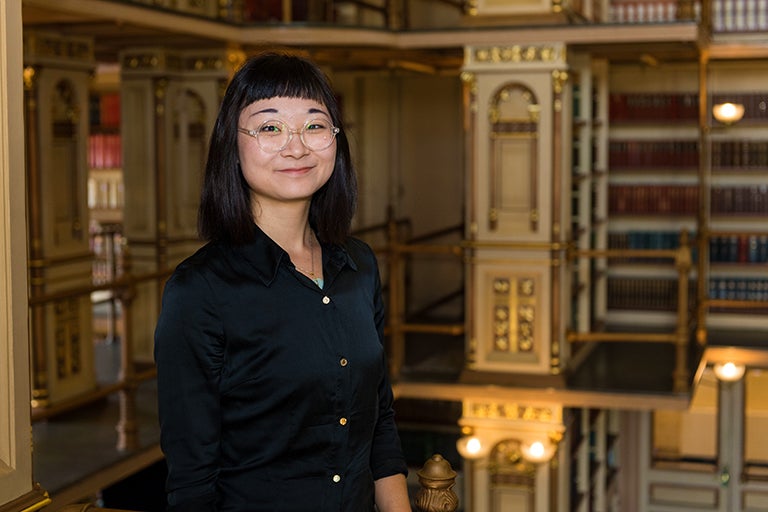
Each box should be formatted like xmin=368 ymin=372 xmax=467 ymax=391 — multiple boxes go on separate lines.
xmin=2 ymin=0 xmax=768 ymax=511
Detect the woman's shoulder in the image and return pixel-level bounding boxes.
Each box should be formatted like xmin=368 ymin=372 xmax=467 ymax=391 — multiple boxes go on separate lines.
xmin=343 ymin=236 xmax=375 ymax=257
xmin=340 ymin=237 xmax=381 ymax=278
xmin=165 ymin=241 xmax=229 ymax=292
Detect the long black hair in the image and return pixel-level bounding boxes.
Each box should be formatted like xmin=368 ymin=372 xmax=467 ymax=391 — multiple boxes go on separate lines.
xmin=198 ymin=51 xmax=357 ymax=246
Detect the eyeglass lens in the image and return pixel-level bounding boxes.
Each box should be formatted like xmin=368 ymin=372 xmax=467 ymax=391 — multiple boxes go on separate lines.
xmin=255 ymin=119 xmax=338 ymax=152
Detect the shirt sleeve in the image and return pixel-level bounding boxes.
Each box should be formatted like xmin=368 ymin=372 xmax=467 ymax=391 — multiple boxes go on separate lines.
xmin=368 ymin=250 xmax=409 ymax=481
xmin=154 ymin=268 xmax=225 ymax=510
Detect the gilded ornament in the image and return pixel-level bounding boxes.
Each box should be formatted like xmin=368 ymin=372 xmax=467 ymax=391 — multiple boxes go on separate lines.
xmin=23 ymin=66 xmax=37 ymax=90
xmin=466 ymin=401 xmax=557 ymax=423
xmin=493 ymin=278 xmax=510 ymax=293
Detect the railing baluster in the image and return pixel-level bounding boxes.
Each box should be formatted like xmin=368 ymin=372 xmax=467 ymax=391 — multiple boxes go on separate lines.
xmin=414 ymin=454 xmax=459 ymax=512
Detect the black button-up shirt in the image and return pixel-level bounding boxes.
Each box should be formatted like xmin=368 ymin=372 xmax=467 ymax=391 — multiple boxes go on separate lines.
xmin=154 ymin=227 xmax=407 ymax=511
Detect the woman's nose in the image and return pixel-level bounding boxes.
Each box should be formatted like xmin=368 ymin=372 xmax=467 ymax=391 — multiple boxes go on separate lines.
xmin=282 ymin=132 xmax=309 ymax=156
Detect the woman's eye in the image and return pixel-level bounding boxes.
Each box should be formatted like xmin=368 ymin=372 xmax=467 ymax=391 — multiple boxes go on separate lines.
xmin=260 ymin=122 xmax=283 ymax=133
xmin=306 ymin=121 xmax=327 ymax=131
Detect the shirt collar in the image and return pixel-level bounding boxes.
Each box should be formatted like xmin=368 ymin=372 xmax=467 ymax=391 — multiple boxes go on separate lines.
xmin=234 ymin=224 xmax=357 ymax=287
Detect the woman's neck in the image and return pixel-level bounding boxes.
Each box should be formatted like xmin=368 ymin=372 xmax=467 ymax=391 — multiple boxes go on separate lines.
xmin=254 ymin=201 xmax=313 ymax=255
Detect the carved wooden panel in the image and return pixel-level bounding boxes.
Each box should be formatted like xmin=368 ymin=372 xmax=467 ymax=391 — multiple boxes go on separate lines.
xmin=470 ymin=257 xmax=552 ymax=374
xmin=464 ymin=45 xmax=565 ymax=243
xmin=488 ymin=83 xmax=540 ymax=234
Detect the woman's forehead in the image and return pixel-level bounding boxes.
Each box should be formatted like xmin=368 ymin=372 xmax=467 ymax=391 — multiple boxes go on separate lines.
xmin=242 ymin=96 xmax=329 ymax=116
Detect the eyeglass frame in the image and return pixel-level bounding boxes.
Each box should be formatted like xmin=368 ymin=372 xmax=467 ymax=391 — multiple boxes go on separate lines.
xmin=237 ymin=118 xmax=340 ymax=153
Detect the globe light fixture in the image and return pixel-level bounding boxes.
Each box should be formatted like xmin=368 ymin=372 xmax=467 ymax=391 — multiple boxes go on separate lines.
xmin=520 ymin=439 xmax=557 ymax=464
xmin=712 ymin=102 xmax=745 ymax=125
xmin=713 ymin=361 xmax=746 ymax=382
xmin=456 ymin=435 xmax=484 ymax=460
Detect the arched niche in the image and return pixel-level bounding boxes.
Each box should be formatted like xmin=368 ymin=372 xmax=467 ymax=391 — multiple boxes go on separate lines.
xmin=487 ymin=83 xmax=540 ymax=233
xmin=50 ymin=78 xmax=84 ymax=242
xmin=169 ymin=88 xmax=207 ymax=234
xmin=487 ymin=439 xmax=536 ymax=511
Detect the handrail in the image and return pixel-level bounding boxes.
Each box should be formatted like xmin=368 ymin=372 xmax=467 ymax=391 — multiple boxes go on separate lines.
xmin=567 ymin=229 xmax=694 ymax=392
xmin=52 ymin=453 xmax=457 ymax=512
xmin=90 ymin=0 xmax=729 ymax=31
xmin=28 ymin=269 xmax=172 ymax=306
xmin=29 ymin=213 xmax=700 ymax=507
xmin=697 ymin=228 xmax=768 ymax=334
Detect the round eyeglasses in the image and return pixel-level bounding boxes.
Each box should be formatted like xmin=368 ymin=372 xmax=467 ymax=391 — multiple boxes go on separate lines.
xmin=238 ymin=119 xmax=340 ymax=152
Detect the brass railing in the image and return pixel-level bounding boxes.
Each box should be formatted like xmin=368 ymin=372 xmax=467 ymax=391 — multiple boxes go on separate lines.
xmin=31 ymin=219 xmax=705 ymax=424
xmin=30 ymin=217 xmax=464 ymax=509
xmin=697 ymin=228 xmax=768 ymax=341
xmin=29 ymin=246 xmax=167 ymax=448
xmin=113 ymin=0 xmax=726 ymax=29
xmin=55 ymin=454 xmax=459 ymax=512
xmin=566 ymin=230 xmax=695 ymax=393
xmin=375 ymin=214 xmax=465 ymax=379
xmin=32 ymin=215 xmax=752 ymax=504
xmin=379 ymin=216 xmax=701 ymax=394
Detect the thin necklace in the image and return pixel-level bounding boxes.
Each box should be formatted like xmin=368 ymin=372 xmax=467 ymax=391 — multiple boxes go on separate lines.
xmin=294 ymin=232 xmax=320 ymax=285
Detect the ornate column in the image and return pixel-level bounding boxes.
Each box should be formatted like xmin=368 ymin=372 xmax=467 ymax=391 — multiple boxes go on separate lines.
xmin=462 ymin=44 xmax=570 ymax=386
xmin=119 ymin=48 xmax=229 ymax=361
xmin=459 ymin=43 xmax=572 ymax=511
xmin=23 ymin=31 xmax=97 ymax=407
xmin=456 ymin=399 xmax=565 ymax=511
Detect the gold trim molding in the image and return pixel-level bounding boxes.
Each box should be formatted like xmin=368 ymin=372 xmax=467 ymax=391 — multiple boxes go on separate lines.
xmin=464 ymin=399 xmax=562 ymax=424
xmin=0 ymin=485 xmax=50 ymax=512
xmin=23 ymin=32 xmax=94 ymax=67
xmin=467 ymin=44 xmax=566 ymax=66
xmin=122 ymin=49 xmax=228 ymax=75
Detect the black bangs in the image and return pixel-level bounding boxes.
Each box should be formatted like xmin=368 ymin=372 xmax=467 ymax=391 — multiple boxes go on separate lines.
xmin=236 ymin=53 xmax=335 ymax=112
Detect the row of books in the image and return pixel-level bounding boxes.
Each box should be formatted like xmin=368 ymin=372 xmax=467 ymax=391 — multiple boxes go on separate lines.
xmin=607 ymin=231 xmax=698 ymax=263
xmin=608 ymin=185 xmax=699 ymax=215
xmin=712 ymin=140 xmax=768 ymax=170
xmin=609 ymin=139 xmax=768 ymax=171
xmin=608 ymin=185 xmax=768 ymax=216
xmin=711 ymin=186 xmax=768 ymax=215
xmin=88 ymin=133 xmax=122 ymax=169
xmin=605 ymin=231 xmax=768 ymax=264
xmin=709 ymin=277 xmax=768 ymax=303
xmin=606 ymin=277 xmax=768 ymax=312
xmin=609 ymin=93 xmax=698 ymax=122
xmin=710 ymin=235 xmax=768 ymax=263
xmin=609 ymin=91 xmax=768 ymax=123
xmin=606 ymin=277 xmax=694 ymax=311
xmin=609 ymin=140 xmax=699 ymax=169
xmin=89 ymin=93 xmax=120 ymax=129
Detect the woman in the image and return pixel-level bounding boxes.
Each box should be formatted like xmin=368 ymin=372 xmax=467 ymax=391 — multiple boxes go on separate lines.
xmin=154 ymin=52 xmax=410 ymax=511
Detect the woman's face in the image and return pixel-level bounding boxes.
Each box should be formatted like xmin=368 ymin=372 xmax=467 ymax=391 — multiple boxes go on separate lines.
xmin=237 ymin=96 xmax=336 ymax=212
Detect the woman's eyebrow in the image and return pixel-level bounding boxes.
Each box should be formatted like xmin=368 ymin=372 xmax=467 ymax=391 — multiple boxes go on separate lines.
xmin=246 ymin=106 xmax=330 ymax=119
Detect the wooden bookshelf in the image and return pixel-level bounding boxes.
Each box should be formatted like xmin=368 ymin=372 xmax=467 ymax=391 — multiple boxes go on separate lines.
xmin=566 ymin=408 xmax=621 ymax=512
xmin=707 ymin=63 xmax=768 ymax=325
xmin=570 ymin=55 xmax=609 ymax=335
xmin=88 ymin=91 xmax=123 ymax=226
xmin=605 ymin=63 xmax=699 ymax=326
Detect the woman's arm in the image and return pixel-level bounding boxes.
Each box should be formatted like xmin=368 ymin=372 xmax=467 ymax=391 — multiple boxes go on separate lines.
xmin=375 ymin=473 xmax=412 ymax=512
xmin=155 ymin=269 xmax=224 ymax=510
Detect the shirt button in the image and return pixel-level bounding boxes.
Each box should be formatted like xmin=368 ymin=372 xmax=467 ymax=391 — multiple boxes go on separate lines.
xmin=339 ymin=417 xmax=347 ymax=426
xmin=322 ymin=296 xmax=331 ymax=305
xmin=340 ymin=357 xmax=348 ymax=367
xmin=332 ymin=474 xmax=341 ymax=483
